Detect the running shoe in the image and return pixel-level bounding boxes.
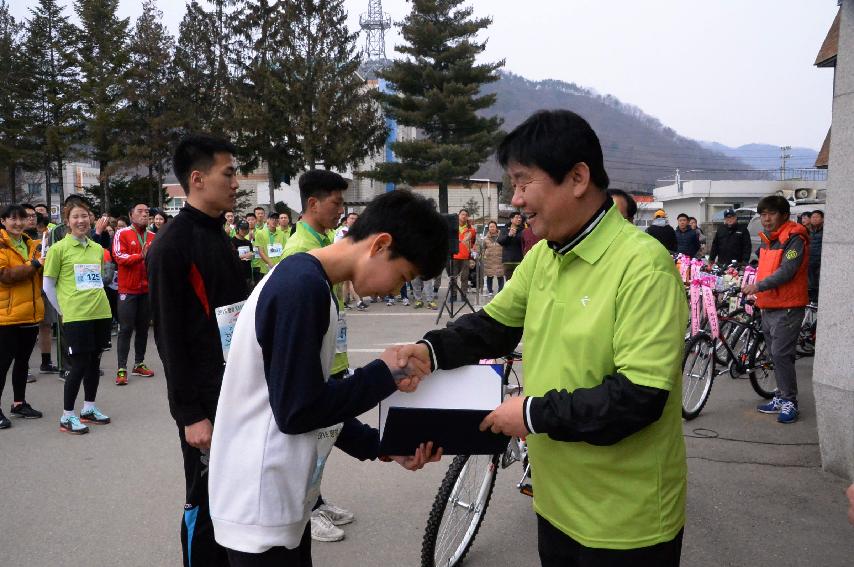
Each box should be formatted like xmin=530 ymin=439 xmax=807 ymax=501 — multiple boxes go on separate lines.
xmin=756 ymin=396 xmax=782 ymax=414
xmin=132 ymin=363 xmax=155 ymax=377
xmin=402 ymin=298 xmax=410 ymax=307
xmin=59 ymin=415 xmax=89 ymax=435
xmin=0 ymin=410 xmax=10 ymax=429
xmin=317 ymin=502 xmax=354 ymax=526
xmin=80 ymin=406 xmax=111 ymax=425
xmin=310 ymin=510 xmax=345 ymax=542
xmin=385 ymin=297 xmax=394 ymax=306
xmin=40 ymin=362 xmax=59 ymax=374
xmin=777 ymin=400 xmax=799 ymax=424
xmin=356 ymin=301 xmax=368 ymax=311
xmin=26 ymin=369 xmax=36 ymax=383
xmin=10 ymin=402 xmax=42 ymax=419
xmin=428 ymin=301 xmax=438 ymax=310
xmin=414 ymin=300 xmax=424 ymax=309
xmin=58 ymin=370 xmax=69 ymax=383
xmin=115 ymin=369 xmax=128 ymax=386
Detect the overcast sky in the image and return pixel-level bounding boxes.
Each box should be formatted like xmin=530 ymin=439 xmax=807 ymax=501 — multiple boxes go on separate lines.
xmin=10 ymin=0 xmax=837 ymax=150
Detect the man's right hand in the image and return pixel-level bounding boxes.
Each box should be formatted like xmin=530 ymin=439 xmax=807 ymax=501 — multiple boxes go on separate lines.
xmin=184 ymin=418 xmax=213 ymax=450
xmin=509 ymin=227 xmax=517 ymax=237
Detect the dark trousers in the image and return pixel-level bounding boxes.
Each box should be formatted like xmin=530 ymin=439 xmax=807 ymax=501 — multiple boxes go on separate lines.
xmin=117 ymin=293 xmax=150 ymax=369
xmin=486 ymin=276 xmax=505 ymax=293
xmin=226 ymin=524 xmax=312 ymax=567
xmin=537 ymin=515 xmax=683 ymax=567
xmin=0 ymin=325 xmax=38 ymax=403
xmin=504 ymin=262 xmax=519 ymax=280
xmin=179 ymin=424 xmax=230 ymax=567
xmin=64 ymin=351 xmax=102 ymax=411
xmin=449 ymin=259 xmax=470 ymax=299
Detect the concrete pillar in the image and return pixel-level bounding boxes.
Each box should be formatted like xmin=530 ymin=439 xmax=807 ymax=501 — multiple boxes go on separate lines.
xmin=814 ymin=0 xmax=854 ymax=480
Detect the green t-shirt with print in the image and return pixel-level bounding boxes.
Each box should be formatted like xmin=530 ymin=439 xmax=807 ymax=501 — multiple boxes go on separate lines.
xmin=282 ymin=221 xmax=349 ymax=375
xmin=254 ymin=227 xmax=289 ymax=274
xmin=483 ymin=205 xmax=688 ymax=550
xmin=43 ymin=234 xmax=112 ymax=323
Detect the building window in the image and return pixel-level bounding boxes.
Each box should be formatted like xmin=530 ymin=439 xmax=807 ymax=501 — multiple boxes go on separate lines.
xmin=50 ymin=183 xmax=60 ymax=195
xmin=27 ymin=182 xmax=43 ymax=196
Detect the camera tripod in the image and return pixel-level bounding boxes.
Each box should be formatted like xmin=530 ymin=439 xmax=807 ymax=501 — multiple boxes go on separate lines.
xmin=436 ymin=258 xmax=476 ymax=324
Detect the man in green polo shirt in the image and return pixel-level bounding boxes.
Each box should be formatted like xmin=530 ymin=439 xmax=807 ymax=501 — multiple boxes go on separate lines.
xmin=280 ymin=169 xmax=355 ymax=543
xmin=253 ymin=212 xmax=288 ymax=276
xmin=401 ymin=110 xmax=687 ymax=566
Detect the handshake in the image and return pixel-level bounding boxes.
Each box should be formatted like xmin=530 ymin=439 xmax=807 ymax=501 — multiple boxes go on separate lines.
xmin=379 ymin=343 xmax=431 ymax=393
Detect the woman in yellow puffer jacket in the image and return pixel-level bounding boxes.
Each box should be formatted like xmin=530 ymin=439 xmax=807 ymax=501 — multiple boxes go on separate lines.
xmin=0 ymin=204 xmax=45 ymax=428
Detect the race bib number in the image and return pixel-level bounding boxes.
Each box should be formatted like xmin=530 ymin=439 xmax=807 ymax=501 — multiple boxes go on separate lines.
xmin=237 ymin=246 xmax=250 ymax=260
xmin=215 ymin=300 xmax=246 ymax=359
xmin=268 ymin=243 xmax=283 ymax=257
xmin=336 ymin=312 xmax=348 ymax=354
xmin=74 ymin=264 xmax=102 ymax=290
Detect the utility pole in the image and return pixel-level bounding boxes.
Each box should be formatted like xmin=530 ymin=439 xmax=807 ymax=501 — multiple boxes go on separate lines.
xmin=779 ymin=145 xmax=792 ymax=180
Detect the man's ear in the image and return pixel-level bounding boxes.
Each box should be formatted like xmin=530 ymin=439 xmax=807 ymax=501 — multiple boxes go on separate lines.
xmin=369 ymin=233 xmax=393 ymax=257
xmin=567 ymin=163 xmax=593 ymax=199
xmin=189 ymin=169 xmax=204 ymax=191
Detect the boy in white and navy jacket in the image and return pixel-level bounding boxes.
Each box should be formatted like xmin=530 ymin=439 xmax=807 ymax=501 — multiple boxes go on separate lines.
xmin=209 ymin=190 xmax=448 ymax=566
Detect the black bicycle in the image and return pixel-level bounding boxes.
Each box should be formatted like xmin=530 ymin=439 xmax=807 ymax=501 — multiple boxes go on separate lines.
xmin=420 ymin=352 xmax=530 ymax=567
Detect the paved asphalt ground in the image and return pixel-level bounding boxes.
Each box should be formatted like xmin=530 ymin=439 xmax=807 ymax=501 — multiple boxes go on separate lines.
xmin=2 ymin=293 xmax=853 ymax=566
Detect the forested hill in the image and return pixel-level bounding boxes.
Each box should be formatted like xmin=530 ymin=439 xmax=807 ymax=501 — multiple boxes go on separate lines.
xmin=480 ymin=72 xmax=756 ymax=193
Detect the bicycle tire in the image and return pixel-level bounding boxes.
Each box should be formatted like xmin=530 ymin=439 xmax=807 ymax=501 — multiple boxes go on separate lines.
xmin=682 ymin=333 xmax=716 ymax=420
xmin=748 ymin=334 xmax=776 ymax=399
xmin=421 ymin=454 xmax=499 ymax=567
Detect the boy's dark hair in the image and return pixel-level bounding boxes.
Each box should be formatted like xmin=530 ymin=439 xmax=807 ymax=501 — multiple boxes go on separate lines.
xmin=173 ymin=134 xmax=237 ymax=192
xmin=253 ymin=206 xmax=266 ymax=214
xmin=497 ymin=109 xmax=609 ymax=190
xmin=268 ymin=212 xmax=279 ymax=220
xmin=800 ymin=211 xmax=812 ymax=219
xmin=757 ymin=195 xmax=791 ymax=216
xmin=298 ymin=170 xmax=347 ymax=209
xmin=1 ymin=204 xmax=27 ymax=220
xmin=811 ymin=209 xmax=824 ymax=218
xmin=348 ymin=190 xmax=449 ymax=280
xmin=606 ymin=188 xmax=637 ymax=220
xmin=677 ymin=213 xmax=689 ymax=221
xmin=245 ymin=212 xmax=256 ymax=219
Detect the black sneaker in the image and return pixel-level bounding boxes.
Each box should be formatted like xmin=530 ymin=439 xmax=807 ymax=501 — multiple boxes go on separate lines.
xmin=40 ymin=362 xmax=60 ymax=374
xmin=10 ymin=402 xmax=43 ymax=419
xmin=0 ymin=410 xmax=10 ymax=429
xmin=59 ymin=370 xmax=69 ymax=383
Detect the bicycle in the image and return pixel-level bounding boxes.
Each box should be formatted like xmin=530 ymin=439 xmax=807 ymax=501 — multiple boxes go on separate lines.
xmin=420 ymin=352 xmax=529 ymax=567
xmin=682 ymin=292 xmax=775 ymax=420
xmin=796 ymin=302 xmax=818 ymax=357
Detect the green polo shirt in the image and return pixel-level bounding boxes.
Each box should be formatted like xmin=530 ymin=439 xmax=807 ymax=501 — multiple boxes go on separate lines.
xmin=251 ymin=225 xmax=268 ymax=272
xmin=10 ymin=236 xmax=28 ymax=260
xmin=254 ymin=227 xmax=289 ymax=275
xmin=283 ymin=221 xmax=349 ymax=375
xmin=43 ymin=234 xmax=112 ymax=323
xmin=483 ymin=205 xmax=687 ymax=550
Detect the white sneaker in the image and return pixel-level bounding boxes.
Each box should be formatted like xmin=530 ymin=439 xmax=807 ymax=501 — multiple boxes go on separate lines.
xmin=310 ymin=510 xmax=345 ymax=542
xmin=318 ymin=501 xmax=355 ymax=525
xmin=402 ymin=298 xmax=410 ymax=306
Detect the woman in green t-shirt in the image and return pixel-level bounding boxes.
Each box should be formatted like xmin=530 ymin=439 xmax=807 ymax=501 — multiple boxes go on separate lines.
xmin=43 ymin=199 xmax=114 ymax=435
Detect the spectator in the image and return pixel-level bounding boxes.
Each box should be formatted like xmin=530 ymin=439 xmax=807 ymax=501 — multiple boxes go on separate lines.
xmin=607 ymin=188 xmax=638 ymax=223
xmin=451 ymin=209 xmax=477 ymax=301
xmin=742 ymin=195 xmax=809 ymax=424
xmin=480 ymin=221 xmax=505 ymax=296
xmin=0 ymin=204 xmax=46 ymax=428
xmin=709 ymin=209 xmax=752 ymax=267
xmin=799 ymin=211 xmax=812 ymax=227
xmin=231 ymin=220 xmax=255 ymax=289
xmin=808 ymin=210 xmax=823 ymax=303
xmin=498 ymin=211 xmax=524 ymax=279
xmin=675 ymin=213 xmax=701 ymax=257
xmin=688 ymin=217 xmax=705 ymax=255
xmin=151 ymin=211 xmax=168 ymax=234
xmin=521 ymin=224 xmax=543 ymax=256
xmin=646 ymin=209 xmax=678 ymax=253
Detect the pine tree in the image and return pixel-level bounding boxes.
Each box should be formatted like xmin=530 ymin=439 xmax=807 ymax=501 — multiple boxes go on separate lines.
xmin=75 ymin=0 xmax=131 ymax=212
xmin=288 ymin=0 xmax=387 ymax=171
xmin=367 ymin=0 xmax=504 ymax=212
xmin=22 ymin=0 xmax=79 ymax=208
xmin=0 ymin=1 xmax=30 ymax=203
xmin=172 ymin=1 xmax=238 ymax=134
xmin=126 ymin=0 xmax=175 ymax=208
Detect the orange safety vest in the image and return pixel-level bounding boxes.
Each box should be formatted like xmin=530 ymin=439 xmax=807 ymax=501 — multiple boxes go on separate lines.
xmin=755 ymin=220 xmax=809 ymax=309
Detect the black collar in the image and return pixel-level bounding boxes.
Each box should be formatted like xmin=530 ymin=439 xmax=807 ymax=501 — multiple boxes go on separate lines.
xmin=547 ymin=198 xmax=613 ymax=256
xmin=181 ymin=204 xmax=227 ymax=231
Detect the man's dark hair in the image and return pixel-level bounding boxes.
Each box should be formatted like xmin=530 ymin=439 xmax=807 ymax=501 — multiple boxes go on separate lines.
xmin=688 ymin=216 xmax=697 ymax=223
xmin=606 ymin=188 xmax=637 ymax=220
xmin=129 ymin=203 xmax=149 ymax=215
xmin=245 ymin=212 xmax=256 ymax=219
xmin=811 ymin=209 xmax=824 ymax=218
xmin=459 ymin=208 xmax=469 ymax=215
xmin=298 ymin=170 xmax=347 ymax=209
xmin=0 ymin=204 xmax=27 ymax=220
xmin=253 ymin=206 xmax=267 ymax=214
xmin=348 ymin=190 xmax=449 ymax=280
xmin=757 ymin=195 xmax=791 ymax=216
xmin=268 ymin=211 xmax=279 ymax=220
xmin=677 ymin=213 xmax=689 ymax=221
xmin=173 ymin=133 xmax=237 ymax=192
xmin=497 ymin=109 xmax=609 ymax=190
xmin=509 ymin=211 xmax=523 ymax=221
xmin=20 ymin=203 xmax=35 ymax=212
xmin=800 ymin=211 xmax=812 ymax=219
xmin=33 ymin=203 xmax=47 ymax=211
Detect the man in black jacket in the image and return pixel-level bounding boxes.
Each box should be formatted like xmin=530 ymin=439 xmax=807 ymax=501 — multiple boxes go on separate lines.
xmin=808 ymin=209 xmax=823 ymax=302
xmin=709 ymin=209 xmax=752 ymax=266
xmin=674 ymin=213 xmax=701 ymax=257
xmin=497 ymin=211 xmax=524 ymax=279
xmin=646 ymin=210 xmax=677 ymax=253
xmin=146 ymin=134 xmax=249 ymax=567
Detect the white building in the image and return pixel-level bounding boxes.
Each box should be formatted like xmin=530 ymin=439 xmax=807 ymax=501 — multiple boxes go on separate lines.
xmin=653 ymin=179 xmax=827 ymax=224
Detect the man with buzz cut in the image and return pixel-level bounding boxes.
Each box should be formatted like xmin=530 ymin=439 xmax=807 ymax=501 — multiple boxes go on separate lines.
xmin=279 ymin=169 xmax=356 ymax=543
xmin=147 ymin=134 xmax=249 ymax=567
xmin=398 ymin=109 xmax=688 ymax=566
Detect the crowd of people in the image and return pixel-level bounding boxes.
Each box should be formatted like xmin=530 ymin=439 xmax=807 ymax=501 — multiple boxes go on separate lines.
xmin=0 ymin=109 xmax=844 ymax=567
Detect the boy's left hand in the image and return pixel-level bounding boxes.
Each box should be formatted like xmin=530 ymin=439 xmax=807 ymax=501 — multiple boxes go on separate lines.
xmin=390 ymin=441 xmax=442 ymax=471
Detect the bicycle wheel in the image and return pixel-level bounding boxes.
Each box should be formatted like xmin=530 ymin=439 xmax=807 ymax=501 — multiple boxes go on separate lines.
xmin=748 ymin=334 xmax=776 ymax=399
xmin=682 ymin=333 xmax=716 ymax=420
xmin=421 ymin=454 xmax=499 ymax=567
